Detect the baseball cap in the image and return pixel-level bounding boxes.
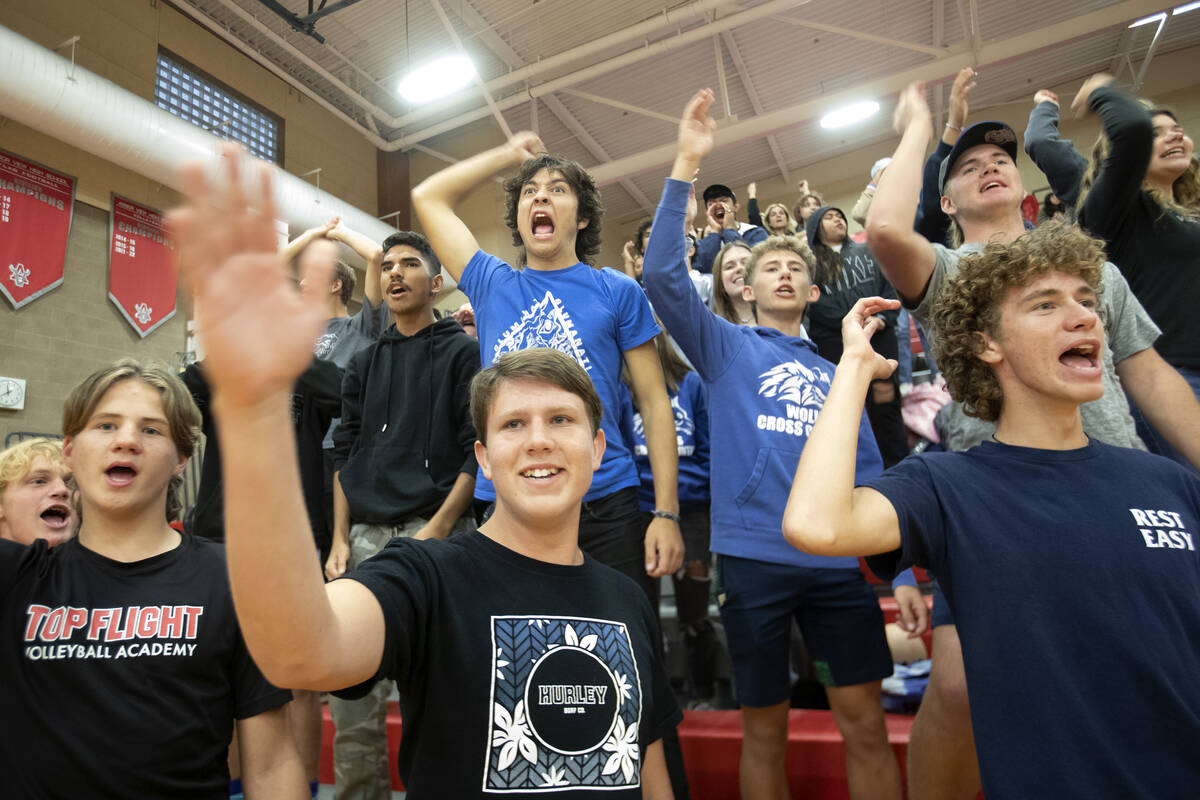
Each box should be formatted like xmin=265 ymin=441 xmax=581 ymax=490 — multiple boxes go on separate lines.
xmin=702 ymin=184 xmax=737 ymax=204
xmin=938 ymin=122 xmax=1019 ymax=194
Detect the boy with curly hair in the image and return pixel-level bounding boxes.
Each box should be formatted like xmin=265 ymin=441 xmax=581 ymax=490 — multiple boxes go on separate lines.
xmin=866 ymin=78 xmax=1200 ymax=800
xmin=0 ymin=438 xmax=73 ymax=547
xmin=784 ymin=220 xmax=1200 ymax=800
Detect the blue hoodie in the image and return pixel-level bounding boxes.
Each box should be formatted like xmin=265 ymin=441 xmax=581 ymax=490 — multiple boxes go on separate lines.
xmin=642 ymin=177 xmax=884 ymax=569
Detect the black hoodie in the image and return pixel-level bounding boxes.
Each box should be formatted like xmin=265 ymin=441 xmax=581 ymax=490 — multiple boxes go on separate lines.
xmin=804 ymin=205 xmax=899 ymax=364
xmin=332 ymin=317 xmax=481 ymax=524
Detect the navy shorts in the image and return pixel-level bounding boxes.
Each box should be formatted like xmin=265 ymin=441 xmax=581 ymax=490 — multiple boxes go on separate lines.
xmin=716 ymin=555 xmax=892 ymax=707
xmin=930 ymin=578 xmax=955 ymax=628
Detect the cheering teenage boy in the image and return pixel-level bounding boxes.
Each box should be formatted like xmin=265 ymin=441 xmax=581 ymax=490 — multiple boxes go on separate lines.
xmin=784 ymin=222 xmax=1200 ymax=800
xmin=0 ymin=438 xmax=73 ymax=547
xmin=643 ymin=89 xmax=906 ymax=800
xmin=410 ymin=133 xmax=684 ymax=603
xmin=324 ymin=230 xmax=480 ymax=799
xmin=167 ymin=147 xmax=681 ymax=799
xmin=0 ymin=359 xmax=302 ymax=798
xmin=867 ymin=79 xmax=1200 ymax=800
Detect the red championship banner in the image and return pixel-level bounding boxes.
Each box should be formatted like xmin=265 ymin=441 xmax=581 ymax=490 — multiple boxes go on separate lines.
xmin=0 ymin=149 xmax=77 ymax=309
xmin=108 ymin=194 xmax=177 ymax=337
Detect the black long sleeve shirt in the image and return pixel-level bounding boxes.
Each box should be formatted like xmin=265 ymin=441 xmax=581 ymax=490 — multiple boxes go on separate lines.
xmin=1078 ymin=86 xmax=1200 ymax=369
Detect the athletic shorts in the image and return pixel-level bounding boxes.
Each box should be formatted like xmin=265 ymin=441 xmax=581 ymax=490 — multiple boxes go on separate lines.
xmin=930 ymin=578 xmax=955 ymax=629
xmin=716 ymin=555 xmax=892 ymax=707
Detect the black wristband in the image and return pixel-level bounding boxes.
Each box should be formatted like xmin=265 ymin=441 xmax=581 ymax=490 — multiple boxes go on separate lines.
xmin=652 ymin=509 xmax=680 ymax=524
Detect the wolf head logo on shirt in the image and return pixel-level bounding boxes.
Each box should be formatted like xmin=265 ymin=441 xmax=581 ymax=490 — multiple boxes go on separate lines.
xmin=754 ymin=360 xmax=831 ymax=438
xmin=758 ymin=361 xmax=830 ymax=409
xmin=493 ymin=291 xmax=592 ymax=373
xmin=633 ymin=395 xmax=694 ymax=446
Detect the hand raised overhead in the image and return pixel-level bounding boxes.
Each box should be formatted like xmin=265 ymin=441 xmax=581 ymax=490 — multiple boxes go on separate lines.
xmin=506 ymin=131 xmax=547 ymax=162
xmin=947 ymin=67 xmax=977 ymax=127
xmin=677 ymin=88 xmax=718 ymax=162
xmin=1033 ymin=89 xmax=1059 ymax=107
xmin=1070 ymin=73 xmax=1114 ymax=119
xmin=893 ymin=82 xmax=932 ymax=135
xmin=168 ymin=144 xmax=333 ymax=410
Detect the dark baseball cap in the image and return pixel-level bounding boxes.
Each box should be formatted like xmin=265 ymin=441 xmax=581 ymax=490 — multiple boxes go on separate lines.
xmin=702 ymin=183 xmax=737 ymax=204
xmin=938 ymin=121 xmax=1019 ymax=194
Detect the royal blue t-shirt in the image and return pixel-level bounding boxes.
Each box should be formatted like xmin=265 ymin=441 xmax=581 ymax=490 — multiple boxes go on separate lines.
xmin=459 ymin=251 xmax=661 ymax=502
xmin=865 ymin=440 xmax=1200 ymax=799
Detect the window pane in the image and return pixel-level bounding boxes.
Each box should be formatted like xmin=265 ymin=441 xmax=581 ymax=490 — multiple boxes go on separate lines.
xmin=154 ymin=51 xmax=281 ymax=163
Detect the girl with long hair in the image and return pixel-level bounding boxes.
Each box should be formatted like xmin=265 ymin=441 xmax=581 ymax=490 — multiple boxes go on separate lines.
xmin=1075 ymin=74 xmax=1200 ymax=469
xmin=710 ymin=241 xmax=755 ymax=325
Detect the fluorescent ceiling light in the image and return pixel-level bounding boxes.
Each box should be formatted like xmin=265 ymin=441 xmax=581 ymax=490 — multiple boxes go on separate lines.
xmin=1173 ymin=1 xmax=1200 ymax=14
xmin=398 ymin=55 xmax=477 ymax=104
xmin=819 ymin=101 xmax=880 ymax=129
xmin=1129 ymin=11 xmax=1166 ymax=27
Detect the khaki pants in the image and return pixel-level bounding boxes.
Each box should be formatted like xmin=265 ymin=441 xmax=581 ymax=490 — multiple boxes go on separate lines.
xmin=329 ymin=514 xmax=476 ymax=800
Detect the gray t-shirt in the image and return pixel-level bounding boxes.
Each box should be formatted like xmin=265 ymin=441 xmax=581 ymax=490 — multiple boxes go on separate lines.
xmin=316 ymin=300 xmax=390 ymax=448
xmin=913 ymin=243 xmax=1159 ymax=452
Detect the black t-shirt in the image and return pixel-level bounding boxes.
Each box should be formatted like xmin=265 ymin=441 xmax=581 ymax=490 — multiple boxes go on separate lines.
xmin=0 ymin=535 xmax=290 ymax=799
xmin=866 ymin=440 xmax=1200 ymax=799
xmin=344 ymin=531 xmax=682 ymax=798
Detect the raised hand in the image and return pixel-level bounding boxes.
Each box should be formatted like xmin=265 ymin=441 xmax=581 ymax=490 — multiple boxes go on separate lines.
xmin=168 ymin=144 xmax=333 ymax=410
xmin=1033 ymin=89 xmax=1059 ymax=107
xmin=893 ymin=82 xmax=932 ymax=136
xmin=507 ymin=131 xmax=546 ymax=162
xmin=622 ymin=240 xmax=639 ymax=277
xmin=677 ymin=88 xmax=718 ymax=162
xmin=840 ymin=296 xmax=901 ymax=381
xmin=747 ymin=181 xmax=757 ymax=199
xmin=1070 ymin=73 xmax=1115 ymax=118
xmin=947 ymin=67 xmax=977 ymax=130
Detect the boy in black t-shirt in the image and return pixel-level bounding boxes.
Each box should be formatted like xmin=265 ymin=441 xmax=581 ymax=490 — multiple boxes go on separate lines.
xmin=168 ymin=146 xmax=681 ymax=799
xmin=782 ymin=222 xmax=1200 ymax=800
xmin=0 ymin=359 xmax=301 ymax=799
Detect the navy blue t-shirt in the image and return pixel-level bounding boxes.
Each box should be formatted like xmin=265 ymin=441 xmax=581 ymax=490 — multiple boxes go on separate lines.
xmin=865 ymin=440 xmax=1200 ymax=799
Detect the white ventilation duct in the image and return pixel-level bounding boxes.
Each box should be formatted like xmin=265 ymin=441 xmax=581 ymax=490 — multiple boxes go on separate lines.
xmin=0 ymin=23 xmax=402 ymax=272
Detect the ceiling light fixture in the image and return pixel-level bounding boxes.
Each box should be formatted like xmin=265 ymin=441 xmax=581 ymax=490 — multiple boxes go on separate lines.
xmin=819 ymin=100 xmax=880 ymax=129
xmin=1173 ymin=1 xmax=1200 ymax=14
xmin=1128 ymin=11 xmax=1167 ymax=27
xmin=398 ymin=54 xmax=477 ymax=104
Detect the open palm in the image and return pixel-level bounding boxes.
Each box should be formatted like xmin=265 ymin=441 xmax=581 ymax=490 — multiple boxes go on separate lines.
xmin=678 ymin=88 xmax=717 ymax=161
xmin=169 ymin=145 xmax=332 ymax=409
